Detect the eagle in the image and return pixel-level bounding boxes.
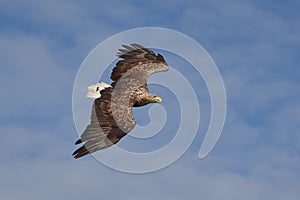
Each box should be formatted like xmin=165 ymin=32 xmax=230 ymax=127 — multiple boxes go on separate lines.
xmin=73 ymin=44 xmax=168 ymax=159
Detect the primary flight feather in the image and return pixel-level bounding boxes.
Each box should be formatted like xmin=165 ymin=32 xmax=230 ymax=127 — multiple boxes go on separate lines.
xmin=73 ymin=44 xmax=168 ymax=159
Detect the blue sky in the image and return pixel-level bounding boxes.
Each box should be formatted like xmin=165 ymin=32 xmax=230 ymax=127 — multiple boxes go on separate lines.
xmin=1 ymin=0 xmax=300 ymax=199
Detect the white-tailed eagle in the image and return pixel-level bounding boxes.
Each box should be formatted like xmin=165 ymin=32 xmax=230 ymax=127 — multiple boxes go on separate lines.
xmin=73 ymin=44 xmax=168 ymax=159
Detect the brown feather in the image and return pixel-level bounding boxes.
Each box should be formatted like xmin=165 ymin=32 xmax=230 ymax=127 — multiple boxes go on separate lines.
xmin=111 ymin=43 xmax=167 ymax=83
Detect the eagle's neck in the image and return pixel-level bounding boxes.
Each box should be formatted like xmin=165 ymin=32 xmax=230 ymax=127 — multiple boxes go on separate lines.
xmin=133 ymin=94 xmax=153 ymax=107
xmin=133 ymin=97 xmax=150 ymax=107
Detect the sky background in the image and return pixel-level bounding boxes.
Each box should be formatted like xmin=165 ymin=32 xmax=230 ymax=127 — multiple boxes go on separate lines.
xmin=1 ymin=0 xmax=300 ymax=199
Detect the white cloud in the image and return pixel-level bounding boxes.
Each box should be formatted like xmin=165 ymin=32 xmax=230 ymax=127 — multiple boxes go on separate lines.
xmin=0 ymin=33 xmax=71 ymax=121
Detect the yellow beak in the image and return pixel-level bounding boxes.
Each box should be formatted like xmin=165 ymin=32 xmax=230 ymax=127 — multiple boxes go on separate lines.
xmin=154 ymin=96 xmax=162 ymax=103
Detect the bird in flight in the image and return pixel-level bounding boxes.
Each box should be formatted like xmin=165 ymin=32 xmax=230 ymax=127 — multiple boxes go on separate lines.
xmin=73 ymin=44 xmax=168 ymax=159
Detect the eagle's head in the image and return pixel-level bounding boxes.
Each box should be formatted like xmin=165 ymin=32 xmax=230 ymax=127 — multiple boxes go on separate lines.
xmin=150 ymin=94 xmax=163 ymax=103
xmin=134 ymin=94 xmax=162 ymax=107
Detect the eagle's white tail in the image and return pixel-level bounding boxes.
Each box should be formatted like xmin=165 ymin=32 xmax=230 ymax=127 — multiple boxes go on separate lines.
xmin=86 ymin=82 xmax=111 ymax=99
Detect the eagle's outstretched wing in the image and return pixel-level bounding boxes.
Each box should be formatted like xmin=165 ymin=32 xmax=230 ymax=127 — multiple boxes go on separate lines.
xmin=111 ymin=43 xmax=167 ymax=87
xmin=73 ymin=44 xmax=168 ymax=159
xmin=72 ymin=87 xmax=135 ymax=158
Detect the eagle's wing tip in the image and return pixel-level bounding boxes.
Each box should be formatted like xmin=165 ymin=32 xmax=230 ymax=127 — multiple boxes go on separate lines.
xmin=72 ymin=145 xmax=89 ymax=159
xmin=75 ymin=139 xmax=82 ymax=145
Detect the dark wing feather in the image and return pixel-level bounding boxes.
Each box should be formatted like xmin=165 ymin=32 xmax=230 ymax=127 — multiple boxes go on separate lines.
xmin=73 ymin=87 xmax=136 ymax=159
xmin=111 ymin=43 xmax=168 ymax=87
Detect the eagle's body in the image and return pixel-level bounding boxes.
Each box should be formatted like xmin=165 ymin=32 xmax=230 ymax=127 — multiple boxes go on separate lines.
xmin=73 ymin=44 xmax=168 ymax=159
